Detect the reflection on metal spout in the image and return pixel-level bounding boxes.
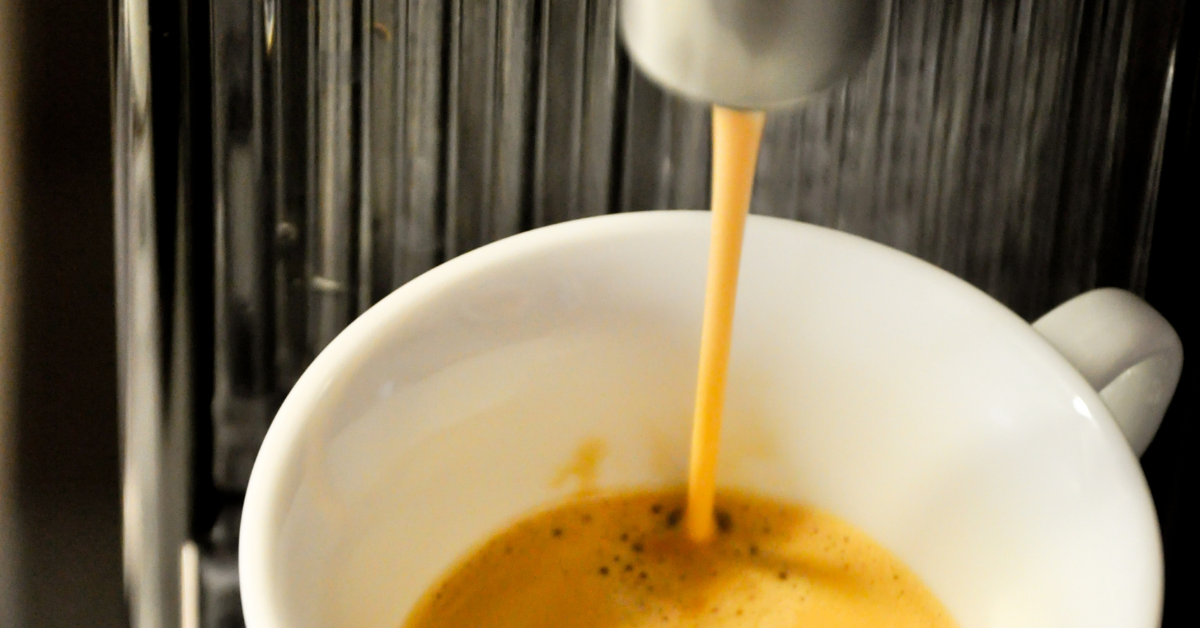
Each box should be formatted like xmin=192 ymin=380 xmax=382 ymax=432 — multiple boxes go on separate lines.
xmin=619 ymin=0 xmax=886 ymax=108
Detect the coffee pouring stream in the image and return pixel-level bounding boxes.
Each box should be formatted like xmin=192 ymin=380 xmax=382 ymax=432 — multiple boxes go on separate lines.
xmin=620 ymin=0 xmax=887 ymax=543
xmin=620 ymin=0 xmax=885 ymax=544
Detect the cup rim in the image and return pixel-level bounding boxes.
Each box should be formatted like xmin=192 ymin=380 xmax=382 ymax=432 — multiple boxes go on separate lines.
xmin=239 ymin=210 xmax=1161 ymax=628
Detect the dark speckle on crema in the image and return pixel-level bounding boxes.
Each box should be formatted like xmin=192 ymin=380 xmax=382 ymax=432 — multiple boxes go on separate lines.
xmin=551 ymin=527 xmax=562 ymax=538
xmin=666 ymin=508 xmax=683 ymax=528
xmin=715 ymin=509 xmax=732 ymax=533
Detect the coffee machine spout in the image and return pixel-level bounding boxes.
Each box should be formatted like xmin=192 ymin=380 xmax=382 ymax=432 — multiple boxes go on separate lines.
xmin=618 ymin=0 xmax=885 ymax=109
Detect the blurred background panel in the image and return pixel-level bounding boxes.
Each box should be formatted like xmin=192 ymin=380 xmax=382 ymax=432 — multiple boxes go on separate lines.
xmin=2 ymin=0 xmax=19 ymax=620
xmin=1 ymin=0 xmax=125 ymax=626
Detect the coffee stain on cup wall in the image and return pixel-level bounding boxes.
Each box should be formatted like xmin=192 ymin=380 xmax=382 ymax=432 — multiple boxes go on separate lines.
xmin=552 ymin=438 xmax=608 ymax=496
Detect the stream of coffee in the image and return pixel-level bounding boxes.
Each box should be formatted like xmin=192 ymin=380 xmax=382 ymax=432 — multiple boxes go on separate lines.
xmin=685 ymin=106 xmax=767 ymax=543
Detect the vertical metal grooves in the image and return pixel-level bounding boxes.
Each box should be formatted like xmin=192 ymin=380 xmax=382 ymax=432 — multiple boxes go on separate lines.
xmin=493 ymin=0 xmax=537 ymax=239
xmin=357 ymin=1 xmax=376 ymax=315
xmin=402 ymin=0 xmax=444 ymax=282
xmin=273 ymin=0 xmax=309 ymax=394
xmin=307 ymin=0 xmax=360 ymax=352
xmin=578 ymin=0 xmax=620 ymax=219
xmin=444 ymin=0 xmax=497 ymax=257
xmin=532 ymin=0 xmax=588 ymax=226
xmin=210 ymin=0 xmax=274 ymax=491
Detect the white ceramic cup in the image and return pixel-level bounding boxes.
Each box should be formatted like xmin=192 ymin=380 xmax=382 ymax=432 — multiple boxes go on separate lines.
xmin=240 ymin=211 xmax=1182 ymax=628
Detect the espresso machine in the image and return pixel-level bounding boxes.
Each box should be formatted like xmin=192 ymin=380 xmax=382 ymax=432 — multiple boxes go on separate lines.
xmin=111 ymin=0 xmax=1197 ymax=626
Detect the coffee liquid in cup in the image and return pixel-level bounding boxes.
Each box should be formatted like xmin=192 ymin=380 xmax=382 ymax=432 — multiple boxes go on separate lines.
xmin=401 ymin=110 xmax=960 ymax=627
xmin=402 ymin=489 xmax=957 ymax=627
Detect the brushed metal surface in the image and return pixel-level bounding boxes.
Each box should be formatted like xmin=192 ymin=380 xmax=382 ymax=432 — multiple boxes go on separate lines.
xmin=116 ymin=0 xmax=192 ymax=625
xmin=619 ymin=0 xmax=886 ymax=108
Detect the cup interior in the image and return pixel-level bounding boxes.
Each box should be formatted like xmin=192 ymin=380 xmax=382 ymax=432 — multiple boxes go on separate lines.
xmin=240 ymin=211 xmax=1160 ymax=628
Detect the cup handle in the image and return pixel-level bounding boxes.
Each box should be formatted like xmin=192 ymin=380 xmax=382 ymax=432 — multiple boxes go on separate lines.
xmin=1032 ymin=288 xmax=1183 ymax=455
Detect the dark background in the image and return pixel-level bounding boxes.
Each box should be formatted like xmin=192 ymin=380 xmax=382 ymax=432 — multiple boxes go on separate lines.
xmin=5 ymin=0 xmax=125 ymax=626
